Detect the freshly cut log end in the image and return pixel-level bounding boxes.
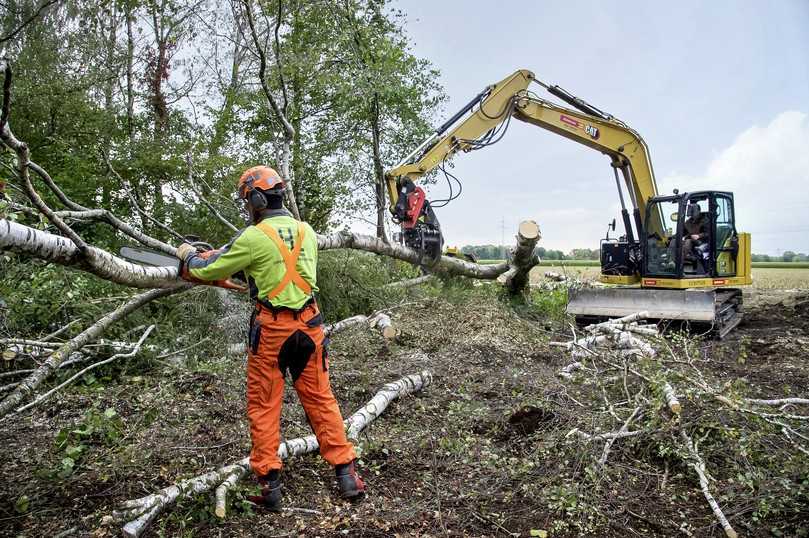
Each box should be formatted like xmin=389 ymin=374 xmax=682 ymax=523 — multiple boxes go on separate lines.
xmin=370 ymin=314 xmax=397 ymax=340
xmin=381 ymin=326 xmax=396 ymax=339
xmin=662 ymin=382 xmax=682 ymax=414
xmin=518 ymin=220 xmax=541 ymax=240
xmin=503 ymin=220 xmax=542 ymax=294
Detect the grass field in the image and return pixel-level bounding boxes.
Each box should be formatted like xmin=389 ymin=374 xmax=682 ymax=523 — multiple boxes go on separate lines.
xmin=528 ymin=264 xmax=809 ymax=289
xmin=480 ymin=259 xmax=809 ymax=269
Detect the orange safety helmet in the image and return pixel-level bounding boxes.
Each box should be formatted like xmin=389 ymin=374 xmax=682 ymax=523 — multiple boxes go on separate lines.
xmin=238 ymin=165 xmax=285 ymax=200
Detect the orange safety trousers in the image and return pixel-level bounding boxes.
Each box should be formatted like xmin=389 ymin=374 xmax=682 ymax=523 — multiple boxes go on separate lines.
xmin=246 ymin=301 xmax=356 ymax=477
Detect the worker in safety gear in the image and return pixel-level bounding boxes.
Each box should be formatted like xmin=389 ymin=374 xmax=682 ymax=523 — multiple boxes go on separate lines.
xmin=682 ymin=202 xmax=708 ymax=268
xmin=175 ymin=165 xmax=364 ymax=511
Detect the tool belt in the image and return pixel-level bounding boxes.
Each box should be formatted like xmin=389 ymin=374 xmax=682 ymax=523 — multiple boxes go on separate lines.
xmin=256 ymin=295 xmax=317 ymax=315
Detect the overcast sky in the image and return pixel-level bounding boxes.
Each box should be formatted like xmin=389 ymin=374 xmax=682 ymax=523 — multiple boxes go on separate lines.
xmin=377 ymin=0 xmax=809 ymax=255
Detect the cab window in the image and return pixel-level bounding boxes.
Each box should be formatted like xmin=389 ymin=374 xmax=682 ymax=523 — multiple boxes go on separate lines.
xmin=714 ymin=195 xmax=736 ymax=276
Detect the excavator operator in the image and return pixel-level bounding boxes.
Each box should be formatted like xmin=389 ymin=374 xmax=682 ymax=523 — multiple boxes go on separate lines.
xmin=682 ymin=202 xmax=708 ymax=270
xmin=175 ymin=165 xmax=365 ymax=511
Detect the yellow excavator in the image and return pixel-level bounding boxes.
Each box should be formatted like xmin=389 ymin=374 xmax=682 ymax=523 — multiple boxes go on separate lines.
xmin=385 ymin=69 xmax=751 ymax=337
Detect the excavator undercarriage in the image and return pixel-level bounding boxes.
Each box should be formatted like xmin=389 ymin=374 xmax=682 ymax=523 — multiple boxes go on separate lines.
xmin=568 ymin=287 xmax=744 ymax=339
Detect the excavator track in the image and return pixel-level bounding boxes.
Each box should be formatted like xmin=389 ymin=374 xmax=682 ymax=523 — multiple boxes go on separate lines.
xmin=568 ymin=287 xmax=744 ymax=339
xmin=711 ymin=288 xmax=743 ymax=339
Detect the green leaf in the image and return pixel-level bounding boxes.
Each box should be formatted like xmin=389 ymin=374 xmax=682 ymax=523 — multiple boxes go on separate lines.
xmin=65 ymin=445 xmax=85 ymax=458
xmin=104 ymin=407 xmax=117 ymax=418
xmin=72 ymin=425 xmax=94 ymax=436
xmin=530 ymin=530 xmax=548 ymax=538
xmin=15 ymin=495 xmax=30 ymax=514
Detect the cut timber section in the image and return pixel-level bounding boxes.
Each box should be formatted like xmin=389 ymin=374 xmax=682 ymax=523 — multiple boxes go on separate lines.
xmin=501 ymin=220 xmax=541 ymax=293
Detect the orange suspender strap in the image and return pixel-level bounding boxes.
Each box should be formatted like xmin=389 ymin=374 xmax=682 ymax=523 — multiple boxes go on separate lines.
xmin=255 ymin=221 xmax=313 ymax=300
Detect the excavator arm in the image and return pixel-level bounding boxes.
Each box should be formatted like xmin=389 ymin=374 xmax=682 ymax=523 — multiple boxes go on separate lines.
xmin=386 ymin=69 xmax=665 ymax=262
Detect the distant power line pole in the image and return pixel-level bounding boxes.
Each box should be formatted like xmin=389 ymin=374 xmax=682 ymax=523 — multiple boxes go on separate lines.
xmin=501 ymin=217 xmax=505 ymax=261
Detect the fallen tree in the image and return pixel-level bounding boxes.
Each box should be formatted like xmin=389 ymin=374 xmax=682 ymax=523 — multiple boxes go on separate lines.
xmin=0 ymin=56 xmax=533 ymax=421
xmin=1 ymin=56 xmax=539 ymax=293
xmin=113 ymin=370 xmax=433 ymax=537
xmin=1 ymin=217 xmax=540 ymax=289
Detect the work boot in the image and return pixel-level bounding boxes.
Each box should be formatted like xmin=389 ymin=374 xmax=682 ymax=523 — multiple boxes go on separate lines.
xmin=247 ymin=470 xmax=282 ymax=512
xmin=335 ymin=461 xmax=365 ymax=500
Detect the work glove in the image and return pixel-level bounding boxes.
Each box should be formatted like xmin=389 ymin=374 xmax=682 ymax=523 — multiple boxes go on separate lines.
xmin=176 ymin=242 xmax=197 ymax=261
xmin=177 ymin=246 xmax=248 ymax=293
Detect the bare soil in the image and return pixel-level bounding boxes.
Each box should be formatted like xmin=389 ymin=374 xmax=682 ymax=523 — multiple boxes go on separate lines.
xmin=1 ymin=286 xmax=807 ymax=537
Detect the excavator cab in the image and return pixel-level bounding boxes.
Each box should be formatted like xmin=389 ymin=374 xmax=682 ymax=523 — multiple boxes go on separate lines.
xmin=572 ymin=190 xmax=752 ymax=337
xmin=643 ymin=191 xmax=739 ymax=280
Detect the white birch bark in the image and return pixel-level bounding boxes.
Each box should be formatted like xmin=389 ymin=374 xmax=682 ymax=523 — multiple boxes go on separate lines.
xmin=385 ymin=275 xmax=435 ymax=288
xmin=324 ymin=312 xmax=396 ymax=339
xmin=2 ymin=219 xmax=538 ymax=287
xmin=679 ymin=429 xmax=738 ymax=538
xmin=662 ymin=382 xmax=682 ymax=414
xmin=501 ymin=220 xmax=541 ymax=293
xmin=585 ymin=311 xmax=651 ymax=333
xmin=558 ymin=362 xmax=583 ymax=379
xmin=0 ymin=219 xmax=181 ymax=288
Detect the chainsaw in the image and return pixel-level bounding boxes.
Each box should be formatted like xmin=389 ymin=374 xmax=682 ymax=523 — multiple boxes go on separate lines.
xmin=120 ymin=242 xmax=246 ymax=292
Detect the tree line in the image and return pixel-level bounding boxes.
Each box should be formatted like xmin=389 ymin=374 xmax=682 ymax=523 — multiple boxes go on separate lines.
xmin=461 ymin=245 xmax=600 ymax=261
xmin=463 ymin=244 xmax=809 ymax=263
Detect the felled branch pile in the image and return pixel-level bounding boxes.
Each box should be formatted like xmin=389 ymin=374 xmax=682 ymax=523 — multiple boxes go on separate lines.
xmin=552 ymin=311 xmax=658 ymax=360
xmin=113 ymin=371 xmax=433 ymax=537
xmin=552 ymin=311 xmax=808 ymax=537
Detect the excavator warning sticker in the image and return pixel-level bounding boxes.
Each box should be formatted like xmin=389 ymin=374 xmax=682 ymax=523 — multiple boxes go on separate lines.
xmin=560 ymin=114 xmax=600 ymax=139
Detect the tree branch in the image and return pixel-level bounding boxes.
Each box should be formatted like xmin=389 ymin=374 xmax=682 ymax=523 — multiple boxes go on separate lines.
xmin=0 ymin=219 xmax=182 ymax=288
xmin=0 ymin=0 xmax=62 ymax=44
xmin=0 ymin=288 xmax=186 ymax=418
xmin=115 ymin=370 xmax=433 ymax=537
xmin=14 ymin=325 xmax=156 ymax=414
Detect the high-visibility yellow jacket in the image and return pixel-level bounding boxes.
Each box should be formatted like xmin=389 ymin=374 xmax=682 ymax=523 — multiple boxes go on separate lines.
xmin=188 ymin=209 xmax=318 ymax=309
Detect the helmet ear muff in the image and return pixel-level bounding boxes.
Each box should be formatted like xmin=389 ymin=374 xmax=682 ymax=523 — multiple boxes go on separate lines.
xmin=248 ymin=188 xmax=267 ymax=210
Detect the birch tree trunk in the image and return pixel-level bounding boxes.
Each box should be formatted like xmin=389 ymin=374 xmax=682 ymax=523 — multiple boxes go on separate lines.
xmin=501 ymin=220 xmax=541 ymax=293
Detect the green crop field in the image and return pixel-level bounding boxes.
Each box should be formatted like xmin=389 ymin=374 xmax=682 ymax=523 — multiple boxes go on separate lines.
xmin=527 ymin=264 xmax=809 ymax=289
xmin=480 ymin=258 xmax=809 ymax=269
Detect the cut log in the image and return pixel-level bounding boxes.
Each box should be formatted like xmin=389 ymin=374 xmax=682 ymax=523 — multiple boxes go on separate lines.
xmin=368 ymin=313 xmax=396 ymax=340
xmin=662 ymin=382 xmax=682 ymax=414
xmin=585 ymin=311 xmax=650 ymax=333
xmin=324 ymin=312 xmax=396 ymax=339
xmin=501 ymin=220 xmax=541 ymax=293
xmin=115 ymin=370 xmax=433 ymax=537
